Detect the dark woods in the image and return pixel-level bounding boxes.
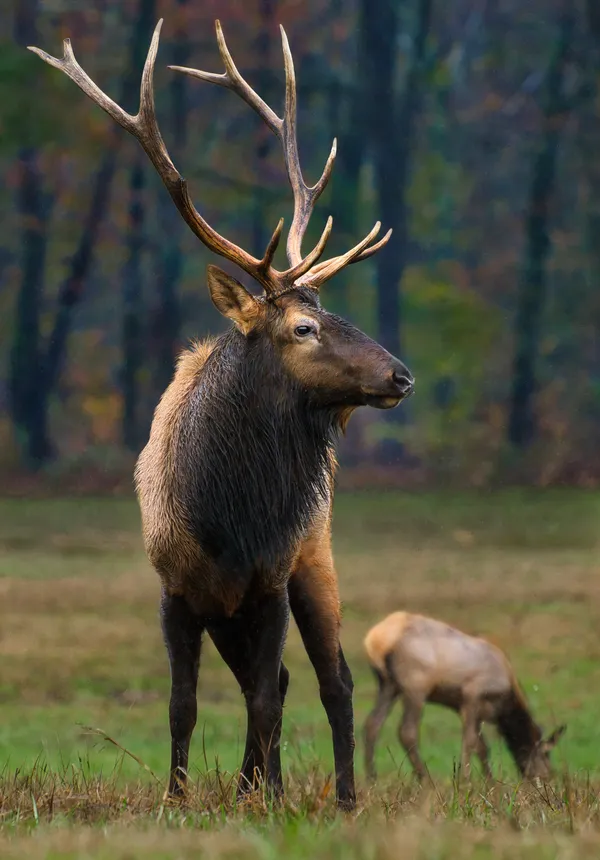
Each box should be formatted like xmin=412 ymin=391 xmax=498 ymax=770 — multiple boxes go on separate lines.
xmin=3 ymin=0 xmax=600 ymax=485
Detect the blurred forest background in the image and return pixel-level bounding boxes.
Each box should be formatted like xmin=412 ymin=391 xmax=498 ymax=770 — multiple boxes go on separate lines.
xmin=2 ymin=0 xmax=600 ymax=490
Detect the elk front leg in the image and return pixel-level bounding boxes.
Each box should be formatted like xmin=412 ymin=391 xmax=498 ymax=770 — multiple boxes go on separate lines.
xmin=161 ymin=589 xmax=204 ymax=796
xmin=398 ymin=695 xmax=427 ymax=780
xmin=460 ymin=705 xmax=481 ymax=780
xmin=289 ymin=532 xmax=355 ymax=810
xmin=475 ymin=720 xmax=493 ymax=780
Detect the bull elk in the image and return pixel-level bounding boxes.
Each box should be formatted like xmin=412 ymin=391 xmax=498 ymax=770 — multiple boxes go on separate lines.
xmin=30 ymin=19 xmax=414 ymax=808
xmin=364 ymin=612 xmax=566 ymax=782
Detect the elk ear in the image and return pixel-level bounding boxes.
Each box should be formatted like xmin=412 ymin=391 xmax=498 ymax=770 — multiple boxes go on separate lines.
xmin=544 ymin=724 xmax=567 ymax=748
xmin=207 ymin=265 xmax=260 ymax=334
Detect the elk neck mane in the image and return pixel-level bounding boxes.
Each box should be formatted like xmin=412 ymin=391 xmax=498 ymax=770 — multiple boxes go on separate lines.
xmin=174 ymin=326 xmax=339 ymax=577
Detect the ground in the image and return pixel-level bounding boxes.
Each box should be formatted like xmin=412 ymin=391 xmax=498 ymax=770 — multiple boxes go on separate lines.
xmin=1 ymin=489 xmax=599 ymax=858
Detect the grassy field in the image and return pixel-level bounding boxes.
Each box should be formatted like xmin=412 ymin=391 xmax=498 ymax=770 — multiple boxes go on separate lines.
xmin=1 ymin=489 xmax=600 ymax=857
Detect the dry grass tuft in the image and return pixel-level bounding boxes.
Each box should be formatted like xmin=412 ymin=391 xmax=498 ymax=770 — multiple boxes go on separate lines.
xmin=2 ymin=753 xmax=600 ymax=833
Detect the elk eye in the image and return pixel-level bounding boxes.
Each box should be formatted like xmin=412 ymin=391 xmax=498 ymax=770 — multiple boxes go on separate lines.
xmin=294 ymin=324 xmax=314 ymax=338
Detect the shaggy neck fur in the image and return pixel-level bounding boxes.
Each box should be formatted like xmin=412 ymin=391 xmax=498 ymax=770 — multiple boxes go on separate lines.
xmin=175 ymin=327 xmax=338 ymax=579
xmin=496 ymin=690 xmax=541 ymax=774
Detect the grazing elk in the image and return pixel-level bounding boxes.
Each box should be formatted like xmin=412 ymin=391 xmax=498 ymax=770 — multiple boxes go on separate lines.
xmin=31 ymin=19 xmax=414 ymax=809
xmin=364 ymin=612 xmax=566 ymax=782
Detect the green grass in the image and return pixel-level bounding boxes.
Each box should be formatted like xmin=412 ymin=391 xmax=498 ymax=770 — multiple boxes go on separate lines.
xmin=1 ymin=489 xmax=600 ymax=857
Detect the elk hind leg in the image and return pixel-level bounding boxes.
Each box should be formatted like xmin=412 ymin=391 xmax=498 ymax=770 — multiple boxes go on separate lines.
xmin=208 ymin=617 xmax=290 ymax=797
xmin=161 ymin=589 xmax=204 ymax=797
xmin=208 ymin=589 xmax=289 ymax=800
xmin=364 ymin=669 xmax=398 ymax=782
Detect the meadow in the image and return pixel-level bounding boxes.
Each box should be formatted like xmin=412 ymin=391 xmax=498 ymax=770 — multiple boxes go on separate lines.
xmin=1 ymin=489 xmax=600 ymax=858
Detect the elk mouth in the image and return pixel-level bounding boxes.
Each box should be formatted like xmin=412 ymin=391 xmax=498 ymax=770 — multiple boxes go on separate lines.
xmin=363 ymin=380 xmax=414 ymax=409
xmin=364 ymin=393 xmax=403 ymax=409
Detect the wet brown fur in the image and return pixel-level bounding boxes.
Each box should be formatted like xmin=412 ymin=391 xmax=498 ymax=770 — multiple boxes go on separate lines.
xmin=32 ymin=12 xmax=415 ymax=811
xmin=135 ymin=288 xmax=400 ymax=617
xmin=136 ymin=329 xmax=342 ymax=617
xmin=131 ymin=261 xmax=415 ymax=812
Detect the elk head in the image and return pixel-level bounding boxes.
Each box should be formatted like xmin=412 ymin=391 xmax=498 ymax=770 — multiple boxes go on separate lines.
xmin=523 ymin=723 xmax=567 ymax=780
xmin=30 ymin=19 xmax=414 ymax=412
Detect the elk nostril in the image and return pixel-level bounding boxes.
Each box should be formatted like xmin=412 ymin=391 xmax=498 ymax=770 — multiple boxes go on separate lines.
xmin=392 ymin=371 xmax=414 ymax=394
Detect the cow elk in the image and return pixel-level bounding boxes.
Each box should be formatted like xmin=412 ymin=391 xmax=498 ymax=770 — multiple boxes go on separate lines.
xmin=31 ymin=19 xmax=414 ymax=809
xmin=364 ymin=612 xmax=566 ymax=782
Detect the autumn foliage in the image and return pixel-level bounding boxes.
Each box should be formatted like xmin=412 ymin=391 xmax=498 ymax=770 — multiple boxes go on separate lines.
xmin=2 ymin=0 xmax=600 ymax=487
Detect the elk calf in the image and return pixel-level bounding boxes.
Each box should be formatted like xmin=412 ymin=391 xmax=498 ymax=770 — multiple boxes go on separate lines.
xmin=364 ymin=612 xmax=565 ymax=781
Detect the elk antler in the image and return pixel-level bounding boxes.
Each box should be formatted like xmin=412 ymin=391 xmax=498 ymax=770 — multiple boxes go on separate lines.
xmin=172 ymin=21 xmax=392 ymax=292
xmin=30 ymin=19 xmax=391 ymax=297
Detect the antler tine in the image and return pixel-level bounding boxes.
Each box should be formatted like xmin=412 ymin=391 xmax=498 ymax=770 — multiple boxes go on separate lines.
xmin=29 ymin=20 xmax=289 ymax=296
xmin=170 ymin=20 xmax=281 ymax=136
xmin=28 ymin=35 xmax=141 ymax=138
xmin=308 ymin=228 xmax=394 ymax=281
xmin=286 ymin=216 xmax=333 ymax=282
xmin=172 ymin=22 xmax=336 ymax=277
xmin=298 ymin=222 xmax=390 ymax=290
xmin=280 ymin=26 xmax=336 ymax=268
xmin=258 ymin=217 xmax=285 ymax=272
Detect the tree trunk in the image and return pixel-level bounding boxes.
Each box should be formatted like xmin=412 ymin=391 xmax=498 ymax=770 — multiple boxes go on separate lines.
xmin=120 ymin=0 xmax=156 ymax=450
xmin=121 ymin=154 xmax=146 ymax=451
xmin=587 ymin=0 xmax=600 ymax=45
xmin=9 ymin=147 xmax=53 ymax=465
xmin=360 ymin=0 xmax=432 ymax=463
xmin=328 ymin=0 xmax=367 ymax=320
xmin=44 ymin=144 xmax=119 ymax=396
xmin=507 ymin=9 xmax=574 ymax=447
xmin=582 ymin=0 xmax=600 ymax=289
xmin=44 ymin=0 xmax=157 ymax=396
xmin=364 ymin=0 xmax=432 ymax=361
xmin=152 ymin=0 xmax=190 ymax=398
xmin=251 ymin=0 xmax=277 ymax=261
xmin=361 ymin=0 xmax=400 ymax=356
xmin=9 ymin=0 xmax=53 ymax=466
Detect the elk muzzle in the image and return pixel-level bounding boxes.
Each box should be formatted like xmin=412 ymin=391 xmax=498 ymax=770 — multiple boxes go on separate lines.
xmin=363 ymin=360 xmax=414 ymax=409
